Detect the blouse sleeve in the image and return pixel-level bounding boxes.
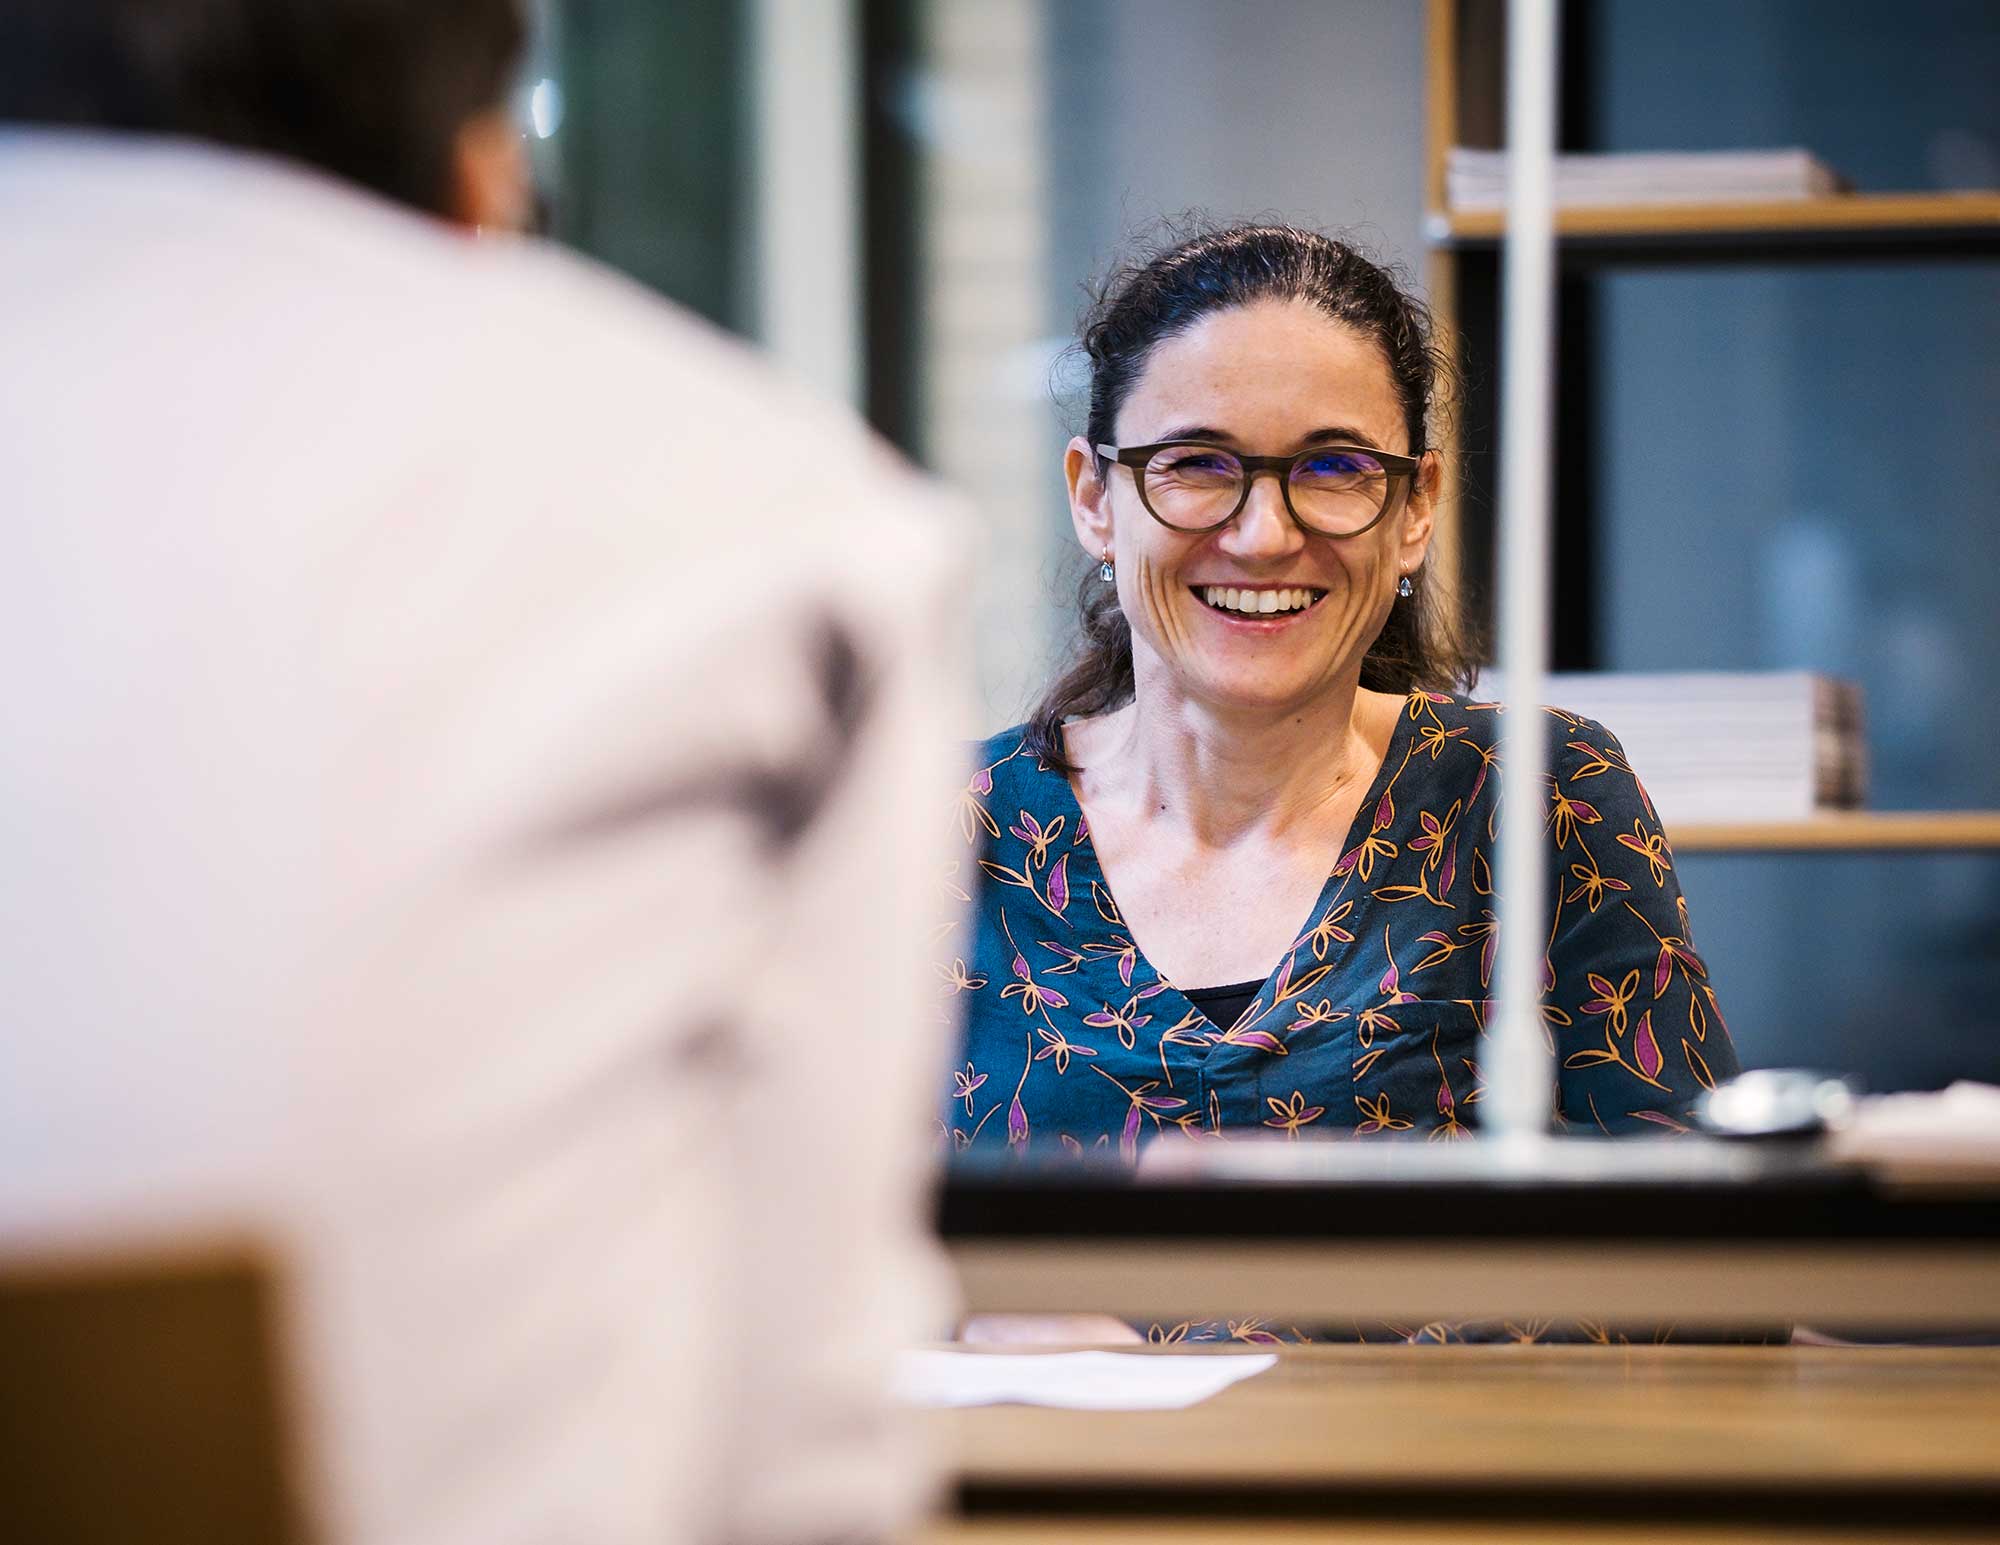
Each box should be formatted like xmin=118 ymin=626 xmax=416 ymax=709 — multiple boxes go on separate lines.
xmin=1542 ymin=716 xmax=1742 ymax=1133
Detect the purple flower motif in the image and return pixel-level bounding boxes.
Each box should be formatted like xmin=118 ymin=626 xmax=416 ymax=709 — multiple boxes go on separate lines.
xmin=1083 ymin=997 xmax=1153 ymax=1051
xmin=951 ymin=1062 xmax=988 ymax=1116
xmin=1034 ymin=1029 xmax=1097 ymax=1074
xmin=1037 ymin=940 xmax=1086 ymax=975
xmin=1634 ymin=1011 xmax=1664 ymax=1081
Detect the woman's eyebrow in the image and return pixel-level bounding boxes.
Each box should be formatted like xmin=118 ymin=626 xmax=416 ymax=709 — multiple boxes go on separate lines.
xmin=1152 ymin=423 xmax=1234 ymax=443
xmin=1298 ymin=426 xmax=1384 ymax=449
xmin=1151 ymin=424 xmax=1385 ymax=448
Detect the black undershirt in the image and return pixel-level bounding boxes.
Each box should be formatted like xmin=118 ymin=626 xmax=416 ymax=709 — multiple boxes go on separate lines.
xmin=1181 ymin=978 xmax=1263 ymax=1032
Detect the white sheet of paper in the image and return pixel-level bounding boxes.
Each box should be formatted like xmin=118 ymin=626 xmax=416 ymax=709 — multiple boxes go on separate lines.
xmin=894 ymin=1349 xmax=1276 ymax=1410
xmin=1831 ymin=1081 xmax=2000 ymax=1184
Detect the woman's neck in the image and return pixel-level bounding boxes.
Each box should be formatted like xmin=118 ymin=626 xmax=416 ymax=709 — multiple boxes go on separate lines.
xmin=1072 ymin=663 xmax=1389 ymax=851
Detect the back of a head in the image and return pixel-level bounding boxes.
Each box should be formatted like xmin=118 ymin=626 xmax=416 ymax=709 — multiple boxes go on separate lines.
xmin=0 ymin=0 xmax=523 ymax=216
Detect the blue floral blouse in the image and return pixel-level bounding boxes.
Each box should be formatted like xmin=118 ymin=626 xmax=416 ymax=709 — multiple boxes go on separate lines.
xmin=940 ymin=691 xmax=1740 ymax=1158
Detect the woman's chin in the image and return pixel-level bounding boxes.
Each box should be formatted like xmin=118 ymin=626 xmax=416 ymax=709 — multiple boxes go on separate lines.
xmin=1177 ymin=662 xmax=1334 ymax=717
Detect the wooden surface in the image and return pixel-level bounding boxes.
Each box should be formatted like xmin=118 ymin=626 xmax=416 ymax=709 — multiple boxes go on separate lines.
xmin=1667 ymin=812 xmax=2000 ymax=853
xmin=0 ymin=1243 xmax=303 ymax=1544
xmin=935 ymin=1344 xmax=2000 ymax=1495
xmin=926 ymin=1520 xmax=2000 ymax=1543
xmin=1422 ymin=0 xmax=1456 ymax=218
xmin=1434 ymin=192 xmax=2000 ymax=244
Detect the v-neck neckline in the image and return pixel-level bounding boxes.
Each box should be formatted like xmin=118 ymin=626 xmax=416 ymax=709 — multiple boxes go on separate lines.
xmin=1049 ymin=694 xmax=1414 ymax=1022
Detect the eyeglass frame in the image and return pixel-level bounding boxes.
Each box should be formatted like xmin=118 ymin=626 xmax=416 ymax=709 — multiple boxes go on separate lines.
xmin=1094 ymin=439 xmax=1425 ymax=538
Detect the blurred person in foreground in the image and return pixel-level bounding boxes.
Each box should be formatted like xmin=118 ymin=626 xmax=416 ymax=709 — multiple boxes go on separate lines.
xmin=0 ymin=2 xmax=964 ymax=1540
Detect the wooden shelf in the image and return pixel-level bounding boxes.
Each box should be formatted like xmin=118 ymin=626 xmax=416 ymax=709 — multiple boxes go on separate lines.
xmin=1421 ymin=0 xmax=2000 ymax=872
xmin=1669 ymin=812 xmax=2000 ymax=853
xmin=1429 ymin=191 xmax=2000 ymax=251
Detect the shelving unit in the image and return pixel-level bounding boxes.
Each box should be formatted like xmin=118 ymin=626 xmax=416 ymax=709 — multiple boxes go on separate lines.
xmin=1422 ymin=0 xmax=2000 ymax=858
xmin=1670 ymin=812 xmax=2000 ymax=855
xmin=1433 ymin=191 xmax=2000 ymax=250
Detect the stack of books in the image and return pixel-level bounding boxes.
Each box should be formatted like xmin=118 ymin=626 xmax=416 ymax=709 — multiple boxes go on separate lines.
xmin=1471 ymin=671 xmax=1867 ymax=826
xmin=1445 ymin=147 xmax=1845 ymax=211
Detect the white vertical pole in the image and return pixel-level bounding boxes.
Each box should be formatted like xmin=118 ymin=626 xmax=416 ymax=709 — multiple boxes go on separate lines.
xmin=750 ymin=0 xmax=863 ymax=406
xmin=1488 ymin=0 xmax=1561 ymax=1143
xmin=916 ymin=0 xmax=1050 ymax=728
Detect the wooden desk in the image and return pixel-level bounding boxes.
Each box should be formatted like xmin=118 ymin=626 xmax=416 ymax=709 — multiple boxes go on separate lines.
xmin=925 ymin=1344 xmax=2000 ymax=1542
xmin=943 ymin=1152 xmax=2000 ymax=1329
xmin=0 ymin=1242 xmax=303 ymax=1544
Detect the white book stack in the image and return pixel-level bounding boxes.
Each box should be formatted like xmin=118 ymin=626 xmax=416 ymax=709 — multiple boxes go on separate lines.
xmin=1471 ymin=671 xmax=1867 ymax=826
xmin=1446 ymin=147 xmax=1845 ymax=211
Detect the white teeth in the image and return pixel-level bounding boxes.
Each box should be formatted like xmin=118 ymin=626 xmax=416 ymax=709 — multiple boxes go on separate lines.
xmin=1199 ymin=586 xmax=1323 ymax=615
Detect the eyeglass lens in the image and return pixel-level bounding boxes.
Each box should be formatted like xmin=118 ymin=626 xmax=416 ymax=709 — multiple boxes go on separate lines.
xmin=1141 ymin=446 xmax=1393 ymax=534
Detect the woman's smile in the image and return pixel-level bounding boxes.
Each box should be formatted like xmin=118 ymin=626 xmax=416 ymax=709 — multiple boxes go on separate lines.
xmin=1190 ymin=583 xmax=1328 ymax=625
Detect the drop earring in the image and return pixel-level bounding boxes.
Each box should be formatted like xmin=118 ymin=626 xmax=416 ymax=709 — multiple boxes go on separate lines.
xmin=1100 ymin=549 xmax=1115 ymax=583
xmin=1397 ymin=573 xmax=1414 ymax=598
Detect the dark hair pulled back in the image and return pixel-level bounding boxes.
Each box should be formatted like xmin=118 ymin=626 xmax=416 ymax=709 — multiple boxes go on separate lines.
xmin=0 ymin=0 xmax=525 ymax=217
xmin=1026 ymin=220 xmax=1476 ymax=772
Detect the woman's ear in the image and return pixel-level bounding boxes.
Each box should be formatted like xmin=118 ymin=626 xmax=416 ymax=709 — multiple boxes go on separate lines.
xmin=1064 ymin=436 xmax=1115 ymax=561
xmin=450 ymin=109 xmax=532 ymax=232
xmin=1396 ymin=449 xmax=1441 ymax=574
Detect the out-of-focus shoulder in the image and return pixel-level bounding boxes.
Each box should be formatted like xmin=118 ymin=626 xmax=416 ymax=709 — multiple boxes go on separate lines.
xmin=482 ymin=242 xmax=929 ymax=475
xmin=459 ymin=235 xmax=971 ymax=588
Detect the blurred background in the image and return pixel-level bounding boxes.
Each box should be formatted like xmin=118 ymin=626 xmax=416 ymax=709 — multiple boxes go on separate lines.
xmin=521 ymin=0 xmax=1998 ymax=1094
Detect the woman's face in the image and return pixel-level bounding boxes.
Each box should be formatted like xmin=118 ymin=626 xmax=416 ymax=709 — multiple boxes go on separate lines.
xmin=1066 ymin=297 xmax=1436 ymax=717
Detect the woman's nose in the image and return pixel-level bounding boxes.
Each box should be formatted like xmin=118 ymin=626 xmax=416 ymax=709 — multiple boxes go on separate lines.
xmin=1219 ymin=468 xmax=1303 ymax=558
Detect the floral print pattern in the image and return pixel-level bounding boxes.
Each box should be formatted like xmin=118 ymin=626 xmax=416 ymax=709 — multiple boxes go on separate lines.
xmin=939 ymin=692 xmax=1740 ymax=1159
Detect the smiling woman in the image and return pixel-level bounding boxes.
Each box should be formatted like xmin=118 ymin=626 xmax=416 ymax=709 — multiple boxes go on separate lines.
xmin=940 ymin=225 xmax=1740 ymax=1187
